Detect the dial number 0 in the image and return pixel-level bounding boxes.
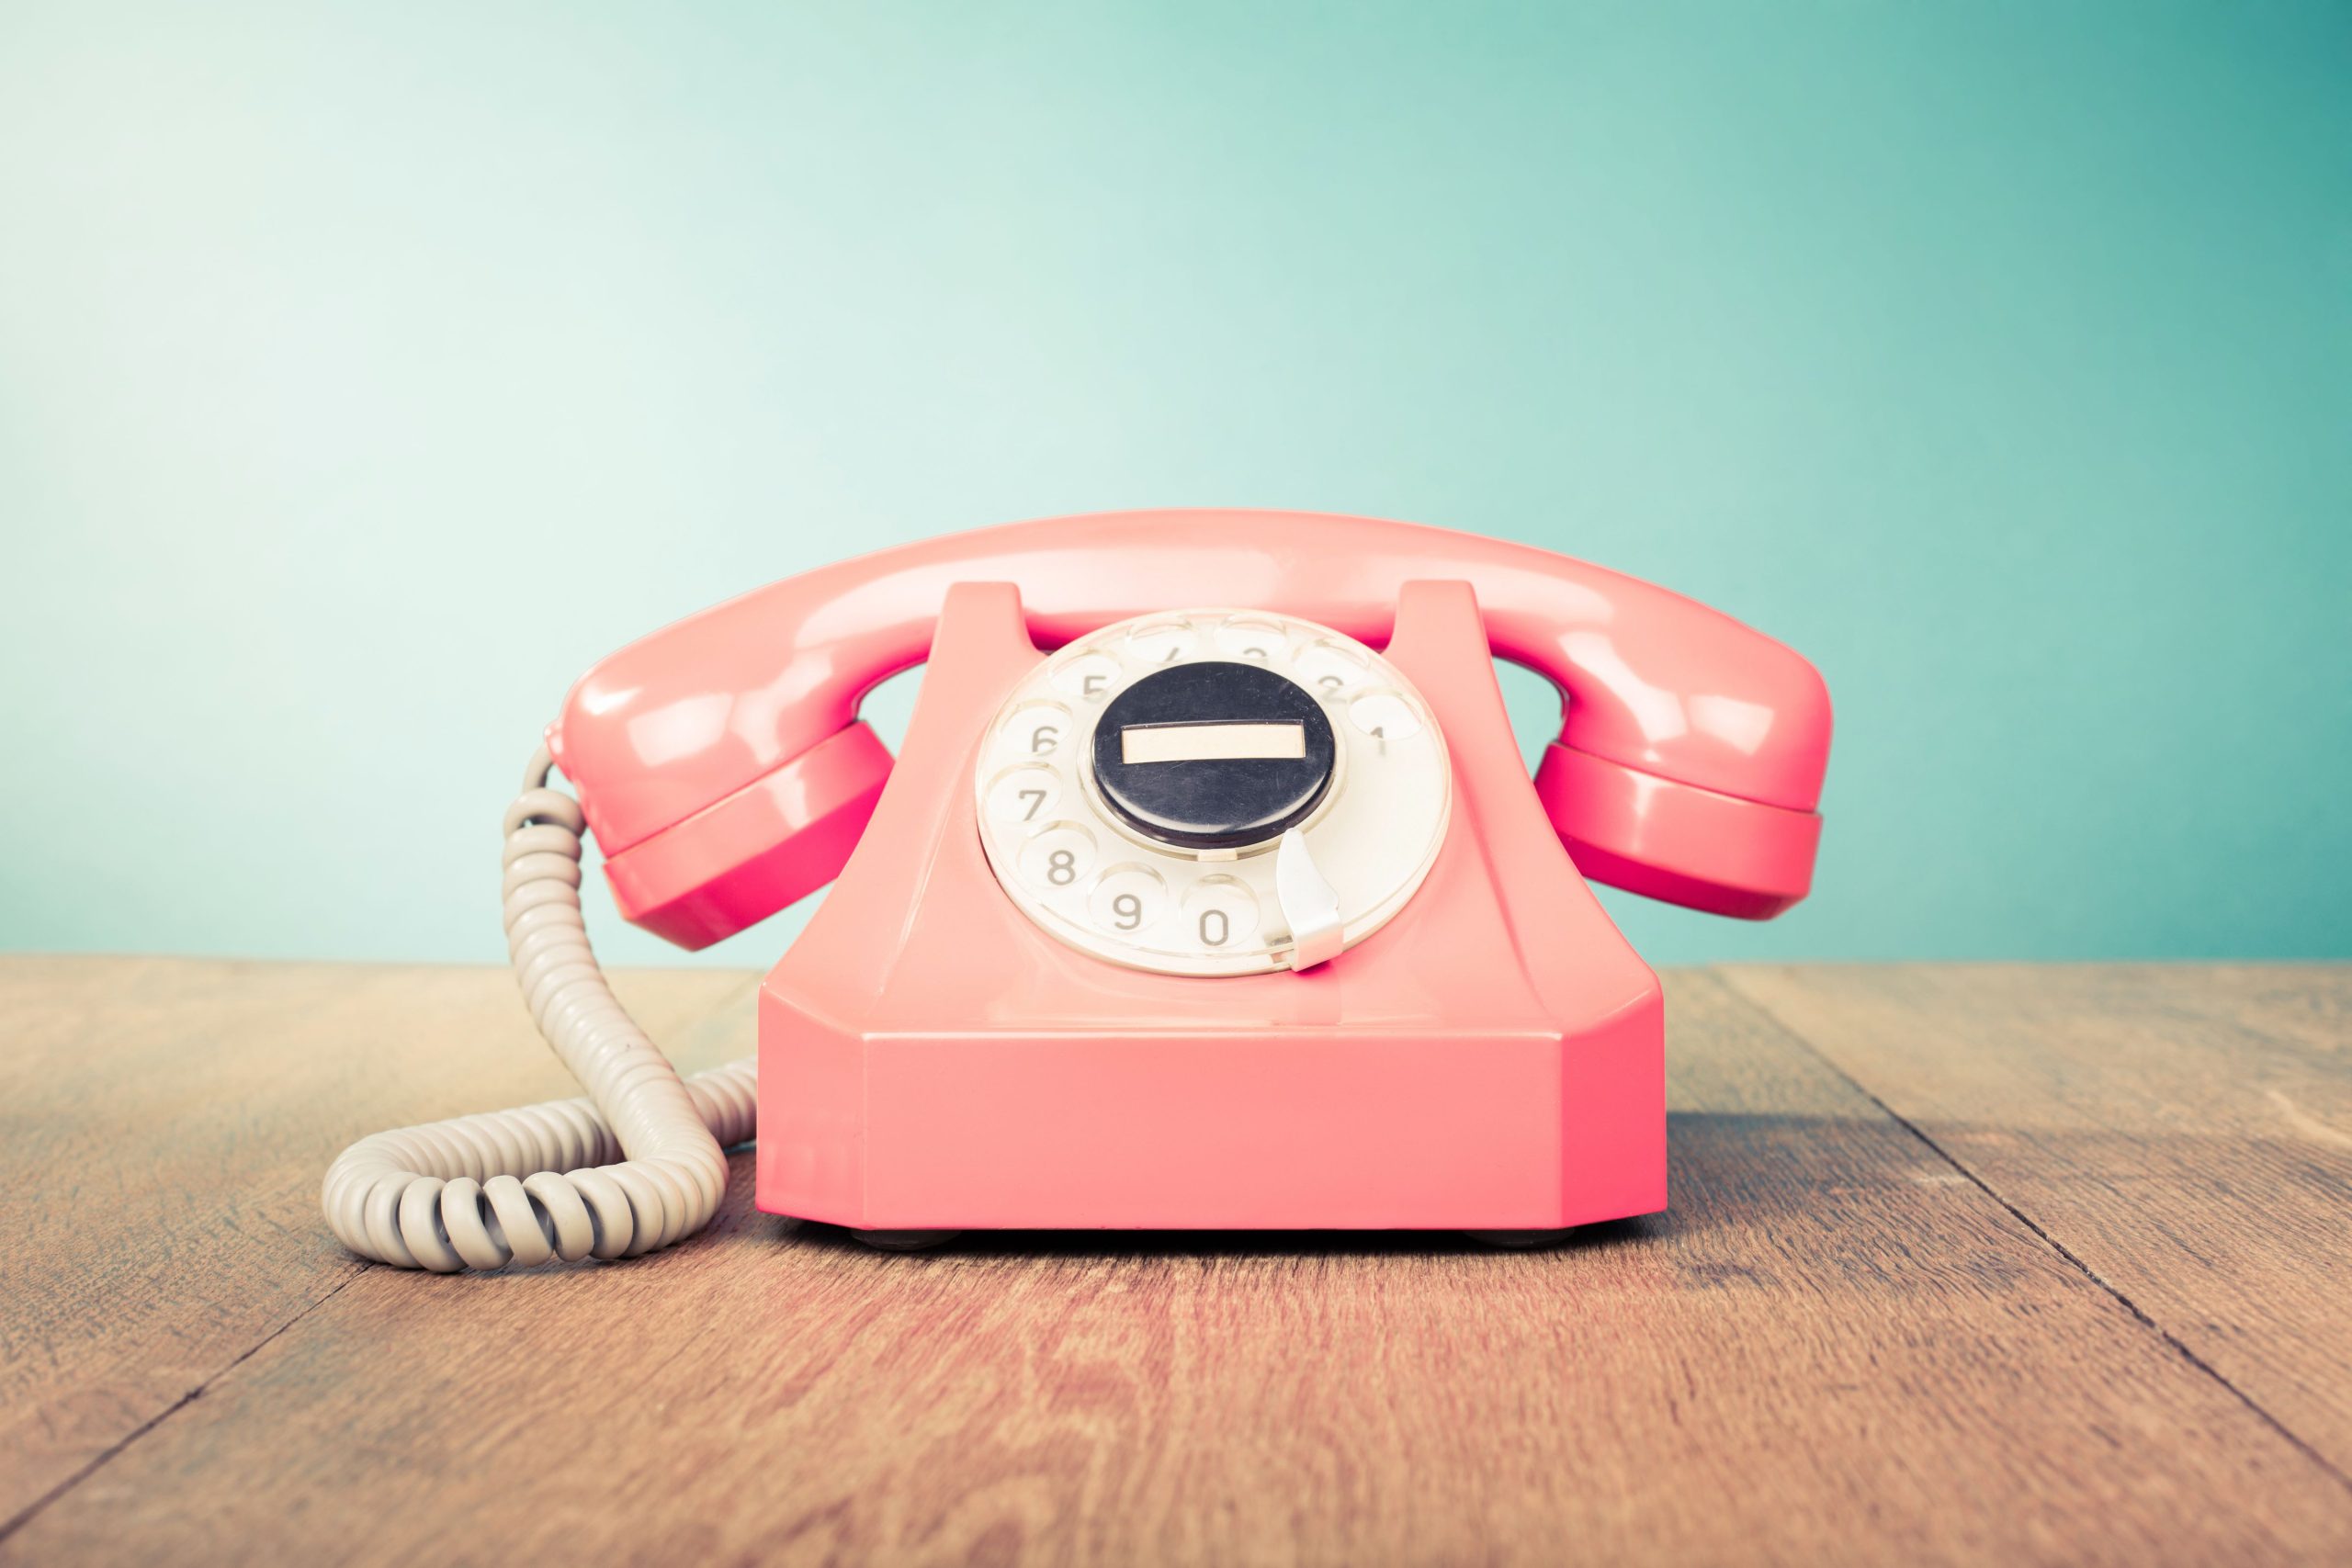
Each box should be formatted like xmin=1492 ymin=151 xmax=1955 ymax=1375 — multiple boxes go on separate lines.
xmin=1182 ymin=878 xmax=1261 ymax=950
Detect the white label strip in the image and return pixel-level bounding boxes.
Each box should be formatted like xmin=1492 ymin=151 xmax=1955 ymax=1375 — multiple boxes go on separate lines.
xmin=1121 ymin=722 xmax=1306 ymax=764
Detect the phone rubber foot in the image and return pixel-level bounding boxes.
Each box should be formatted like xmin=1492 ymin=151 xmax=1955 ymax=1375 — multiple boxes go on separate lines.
xmin=852 ymin=1229 xmax=962 ymax=1252
xmin=1465 ymin=1229 xmax=1575 ymax=1249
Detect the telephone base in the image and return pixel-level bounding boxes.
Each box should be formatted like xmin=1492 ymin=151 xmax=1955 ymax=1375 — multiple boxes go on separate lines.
xmin=753 ymin=577 xmax=1668 ymax=1238
xmin=753 ymin=1004 xmax=1668 ymax=1235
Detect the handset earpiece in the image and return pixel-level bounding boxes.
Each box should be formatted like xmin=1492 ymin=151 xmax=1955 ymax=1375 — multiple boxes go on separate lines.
xmin=1487 ymin=585 xmax=1831 ymax=919
xmin=1532 ymin=740 xmax=1823 ymax=919
xmin=582 ymin=720 xmax=894 ymax=951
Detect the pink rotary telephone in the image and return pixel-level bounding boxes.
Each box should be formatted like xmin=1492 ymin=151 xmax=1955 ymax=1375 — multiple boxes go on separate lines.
xmin=324 ymin=510 xmax=1832 ymax=1268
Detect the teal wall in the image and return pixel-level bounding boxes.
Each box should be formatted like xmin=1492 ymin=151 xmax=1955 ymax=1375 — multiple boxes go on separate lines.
xmin=4 ymin=2 xmax=2346 ymax=970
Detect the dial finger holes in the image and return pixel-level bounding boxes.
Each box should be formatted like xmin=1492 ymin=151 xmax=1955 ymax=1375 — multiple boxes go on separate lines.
xmin=1125 ymin=619 xmax=1199 ymax=666
xmin=1051 ymin=652 xmax=1121 ymax=704
xmin=985 ymin=765 xmax=1061 ymax=828
xmin=1295 ymin=640 xmax=1367 ymax=699
xmin=998 ymin=699 xmax=1073 ymax=762
xmin=1347 ymin=688 xmax=1422 ymax=742
xmin=1182 ymin=875 xmax=1262 ymax=950
xmin=1088 ymin=863 xmax=1168 ymax=934
xmin=976 ymin=606 xmax=1452 ymax=976
xmin=1216 ymin=618 xmax=1287 ymax=662
xmin=1019 ymin=823 xmax=1097 ymax=891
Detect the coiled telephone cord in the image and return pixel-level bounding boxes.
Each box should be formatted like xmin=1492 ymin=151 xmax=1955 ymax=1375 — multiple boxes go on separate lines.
xmin=321 ymin=748 xmax=757 ymax=1270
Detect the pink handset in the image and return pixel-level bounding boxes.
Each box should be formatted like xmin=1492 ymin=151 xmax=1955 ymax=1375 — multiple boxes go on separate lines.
xmin=323 ymin=511 xmax=1832 ymax=1268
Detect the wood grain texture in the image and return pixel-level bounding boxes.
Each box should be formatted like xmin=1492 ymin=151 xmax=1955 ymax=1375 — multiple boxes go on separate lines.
xmin=1720 ymin=963 xmax=2352 ymax=1480
xmin=2 ymin=958 xmax=2347 ymax=1564
xmin=0 ymin=955 xmax=752 ymax=1530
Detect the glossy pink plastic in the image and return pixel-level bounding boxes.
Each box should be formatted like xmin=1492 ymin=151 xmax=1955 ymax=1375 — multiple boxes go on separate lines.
xmin=548 ymin=509 xmax=1834 ymax=950
xmin=756 ymin=581 xmax=1668 ymax=1231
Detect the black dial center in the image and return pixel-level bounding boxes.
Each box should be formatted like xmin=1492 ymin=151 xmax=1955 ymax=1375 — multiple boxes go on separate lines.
xmin=1091 ymin=661 xmax=1337 ymax=852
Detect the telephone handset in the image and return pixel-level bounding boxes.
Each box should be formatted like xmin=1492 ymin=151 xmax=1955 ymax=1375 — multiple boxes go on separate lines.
xmin=325 ymin=511 xmax=1831 ymax=1268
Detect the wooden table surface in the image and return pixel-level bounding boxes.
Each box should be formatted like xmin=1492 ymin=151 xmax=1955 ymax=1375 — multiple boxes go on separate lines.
xmin=2 ymin=957 xmax=2346 ymax=1565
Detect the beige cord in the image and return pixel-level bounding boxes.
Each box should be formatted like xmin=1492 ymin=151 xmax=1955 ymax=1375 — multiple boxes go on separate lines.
xmin=321 ymin=748 xmax=757 ymax=1270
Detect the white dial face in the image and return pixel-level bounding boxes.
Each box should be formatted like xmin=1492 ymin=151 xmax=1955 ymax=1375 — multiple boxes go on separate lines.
xmin=974 ymin=609 xmax=1452 ymax=976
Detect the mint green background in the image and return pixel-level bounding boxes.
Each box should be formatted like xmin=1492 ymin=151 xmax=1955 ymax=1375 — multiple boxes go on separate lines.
xmin=3 ymin=3 xmax=2346 ymax=971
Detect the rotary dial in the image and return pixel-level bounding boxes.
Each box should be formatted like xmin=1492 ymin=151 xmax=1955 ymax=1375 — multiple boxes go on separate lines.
xmin=974 ymin=610 xmax=1451 ymax=977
